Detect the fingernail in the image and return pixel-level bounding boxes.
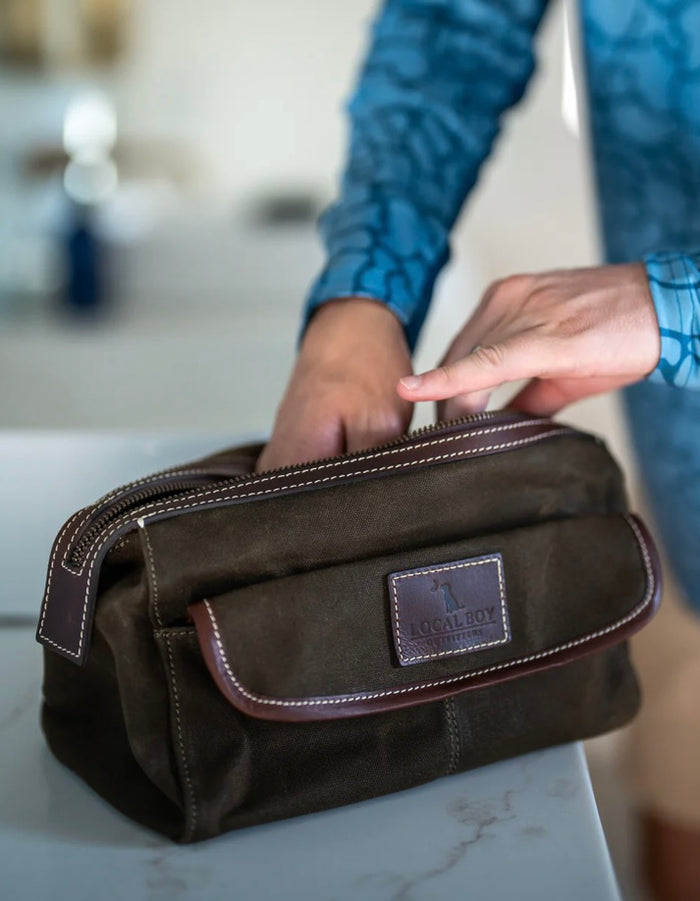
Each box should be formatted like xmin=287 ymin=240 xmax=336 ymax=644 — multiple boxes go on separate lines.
xmin=400 ymin=375 xmax=422 ymax=390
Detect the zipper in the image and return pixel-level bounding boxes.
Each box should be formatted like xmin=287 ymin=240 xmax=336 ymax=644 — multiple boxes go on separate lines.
xmin=42 ymin=409 xmax=577 ymax=667
xmin=253 ymin=409 xmax=501 ymax=478
xmin=64 ymin=410 xmax=509 ymax=572
xmin=66 ymin=477 xmax=228 ymax=570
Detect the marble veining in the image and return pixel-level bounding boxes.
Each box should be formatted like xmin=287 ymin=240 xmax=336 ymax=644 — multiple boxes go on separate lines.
xmin=0 ymin=627 xmax=619 ymax=900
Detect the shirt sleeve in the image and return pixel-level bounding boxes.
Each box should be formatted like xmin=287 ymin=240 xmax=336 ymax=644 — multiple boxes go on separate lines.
xmin=645 ymin=252 xmax=700 ymax=389
xmin=302 ymin=0 xmax=551 ymax=349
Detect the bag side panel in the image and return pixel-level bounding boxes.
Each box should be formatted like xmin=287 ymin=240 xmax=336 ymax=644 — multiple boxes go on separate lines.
xmin=41 ymin=636 xmax=183 ymax=840
xmin=41 ymin=534 xmax=186 ymax=840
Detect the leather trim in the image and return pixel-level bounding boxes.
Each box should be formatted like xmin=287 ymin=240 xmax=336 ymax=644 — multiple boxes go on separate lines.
xmin=189 ymin=514 xmax=661 ymax=723
xmin=37 ymin=415 xmax=572 ymax=665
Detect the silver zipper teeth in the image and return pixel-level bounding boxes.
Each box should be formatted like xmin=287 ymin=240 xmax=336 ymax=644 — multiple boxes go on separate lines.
xmin=254 ymin=410 xmax=503 ymax=479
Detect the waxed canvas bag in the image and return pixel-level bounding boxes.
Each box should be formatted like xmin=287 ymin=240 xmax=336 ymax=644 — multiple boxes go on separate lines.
xmin=37 ymin=412 xmax=660 ymax=843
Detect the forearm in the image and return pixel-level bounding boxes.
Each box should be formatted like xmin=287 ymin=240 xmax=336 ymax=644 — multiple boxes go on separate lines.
xmin=304 ymin=0 xmax=550 ymax=349
xmin=644 ymin=252 xmax=700 ymax=389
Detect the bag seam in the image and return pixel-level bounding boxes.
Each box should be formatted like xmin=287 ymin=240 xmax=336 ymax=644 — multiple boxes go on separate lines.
xmin=141 ymin=522 xmax=198 ymax=840
xmin=94 ymin=467 xmax=234 ymax=510
xmin=163 ymin=634 xmax=199 ymax=842
xmin=444 ymin=697 xmax=460 ymax=775
xmin=141 ymin=524 xmax=163 ymax=629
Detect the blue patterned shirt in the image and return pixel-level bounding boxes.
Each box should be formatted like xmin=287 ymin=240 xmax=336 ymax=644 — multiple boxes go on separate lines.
xmin=304 ymin=0 xmax=700 ymax=388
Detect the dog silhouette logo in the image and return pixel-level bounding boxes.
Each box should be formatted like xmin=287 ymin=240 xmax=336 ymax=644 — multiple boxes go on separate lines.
xmin=431 ymin=579 xmax=464 ymax=614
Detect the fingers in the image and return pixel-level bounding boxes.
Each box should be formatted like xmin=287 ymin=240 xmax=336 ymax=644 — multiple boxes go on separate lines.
xmin=435 ymin=329 xmax=493 ymax=421
xmin=436 ymin=390 xmax=491 ymax=423
xmin=398 ymin=340 xmax=534 ymax=403
xmin=411 ymin=275 xmax=537 ymax=419
xmin=258 ymin=393 xmax=411 ymax=472
xmin=259 ymin=294 xmax=415 ymax=473
xmin=256 ymin=421 xmax=344 ymax=472
xmin=258 ymin=408 xmax=408 ymax=472
xmin=344 ymin=409 xmax=409 ymax=454
xmin=397 ymin=264 xmax=658 ymax=420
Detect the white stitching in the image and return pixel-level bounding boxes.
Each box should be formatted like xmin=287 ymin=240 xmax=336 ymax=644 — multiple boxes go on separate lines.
xmin=64 ymin=427 xmax=570 ymax=578
xmin=61 ymin=420 xmax=556 ymax=575
xmin=57 ymin=462 xmax=258 ymax=581
xmin=389 ymin=556 xmax=510 ymax=663
xmin=140 ymin=523 xmax=163 ymax=629
xmin=150 ymin=538 xmax=197 ymax=837
xmin=37 ymin=508 xmax=94 ymax=655
xmin=38 ymin=508 xmax=91 ymax=638
xmin=39 ymin=634 xmax=86 ymax=655
xmin=163 ymin=634 xmax=198 ymax=839
xmin=42 ymin=425 xmax=569 ymax=658
xmin=138 ymin=520 xmax=197 ymax=835
xmin=200 ymin=514 xmax=655 ymax=710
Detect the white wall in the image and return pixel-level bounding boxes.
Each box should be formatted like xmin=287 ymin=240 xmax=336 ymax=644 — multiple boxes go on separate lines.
xmin=111 ymin=0 xmax=600 ymax=274
xmin=109 ymin=0 xmax=379 ymax=200
xmin=111 ymin=0 xmax=599 ymax=269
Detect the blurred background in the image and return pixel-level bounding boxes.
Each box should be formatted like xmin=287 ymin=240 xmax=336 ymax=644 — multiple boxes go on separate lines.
xmin=0 ymin=2 xmax=663 ymax=897
xmin=0 ymin=0 xmax=606 ymax=436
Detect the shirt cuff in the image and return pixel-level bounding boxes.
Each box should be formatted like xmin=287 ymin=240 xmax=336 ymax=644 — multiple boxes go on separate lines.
xmin=644 ymin=252 xmax=700 ymax=389
xmin=300 ymin=190 xmax=449 ymax=351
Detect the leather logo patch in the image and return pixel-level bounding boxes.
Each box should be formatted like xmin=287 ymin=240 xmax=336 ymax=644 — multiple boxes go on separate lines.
xmin=389 ymin=554 xmax=510 ymax=666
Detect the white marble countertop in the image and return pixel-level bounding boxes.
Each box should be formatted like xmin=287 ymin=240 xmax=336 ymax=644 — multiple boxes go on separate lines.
xmin=0 ymin=627 xmax=619 ymax=901
xmin=0 ymin=432 xmax=621 ymax=900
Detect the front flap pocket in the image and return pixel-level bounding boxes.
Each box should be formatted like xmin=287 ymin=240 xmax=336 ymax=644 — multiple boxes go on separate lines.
xmin=189 ymin=514 xmax=659 ymax=722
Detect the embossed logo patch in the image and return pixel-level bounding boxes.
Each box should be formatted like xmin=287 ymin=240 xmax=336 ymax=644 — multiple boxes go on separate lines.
xmin=389 ymin=554 xmax=510 ymax=666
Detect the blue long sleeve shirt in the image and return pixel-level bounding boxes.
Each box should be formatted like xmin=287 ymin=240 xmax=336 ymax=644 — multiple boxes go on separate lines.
xmin=304 ymin=0 xmax=700 ymax=388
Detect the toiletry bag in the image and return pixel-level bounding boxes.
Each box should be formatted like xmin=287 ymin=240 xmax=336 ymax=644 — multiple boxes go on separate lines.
xmin=37 ymin=412 xmax=661 ymax=842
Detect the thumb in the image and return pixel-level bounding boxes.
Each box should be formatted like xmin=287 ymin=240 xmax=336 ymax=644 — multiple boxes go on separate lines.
xmin=398 ymin=341 xmax=528 ymax=402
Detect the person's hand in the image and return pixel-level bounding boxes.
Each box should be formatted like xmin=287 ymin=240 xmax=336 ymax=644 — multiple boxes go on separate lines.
xmin=257 ymin=297 xmax=414 ymax=472
xmin=397 ymin=263 xmax=661 ymax=418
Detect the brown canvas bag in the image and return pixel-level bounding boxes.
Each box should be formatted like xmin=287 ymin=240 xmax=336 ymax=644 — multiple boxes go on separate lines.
xmin=37 ymin=412 xmax=661 ymax=842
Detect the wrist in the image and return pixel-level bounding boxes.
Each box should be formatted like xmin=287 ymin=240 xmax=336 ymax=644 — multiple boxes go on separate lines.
xmin=301 ymin=296 xmax=408 ymax=355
